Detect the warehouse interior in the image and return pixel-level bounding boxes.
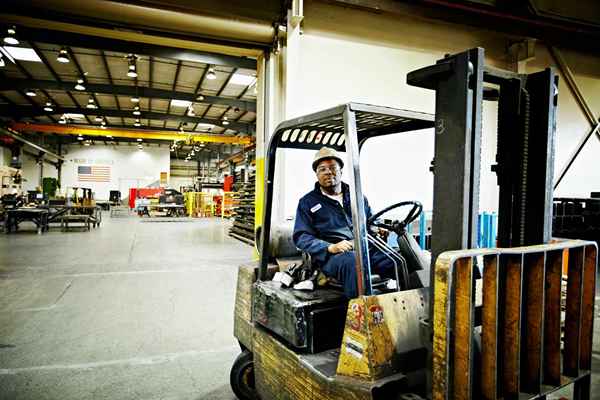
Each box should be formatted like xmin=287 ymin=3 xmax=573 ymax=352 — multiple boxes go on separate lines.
xmin=1 ymin=1 xmax=600 ymax=399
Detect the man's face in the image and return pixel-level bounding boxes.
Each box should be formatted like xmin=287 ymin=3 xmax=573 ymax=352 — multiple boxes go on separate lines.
xmin=315 ymin=159 xmax=342 ymax=189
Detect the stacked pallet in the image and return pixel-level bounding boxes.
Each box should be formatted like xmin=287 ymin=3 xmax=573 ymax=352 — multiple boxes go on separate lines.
xmin=229 ymin=170 xmax=256 ymax=245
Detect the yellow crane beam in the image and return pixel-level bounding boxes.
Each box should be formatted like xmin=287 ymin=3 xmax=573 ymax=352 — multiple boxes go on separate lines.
xmin=10 ymin=122 xmax=254 ymax=145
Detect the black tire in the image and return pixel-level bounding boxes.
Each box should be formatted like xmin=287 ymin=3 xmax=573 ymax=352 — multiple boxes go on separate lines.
xmin=230 ymin=350 xmax=258 ymax=400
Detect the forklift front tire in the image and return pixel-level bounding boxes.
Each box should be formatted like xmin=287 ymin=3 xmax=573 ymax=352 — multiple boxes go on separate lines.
xmin=230 ymin=350 xmax=258 ymax=400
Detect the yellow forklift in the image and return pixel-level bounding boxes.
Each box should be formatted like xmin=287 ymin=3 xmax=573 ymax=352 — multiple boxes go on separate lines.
xmin=230 ymin=48 xmax=597 ymax=400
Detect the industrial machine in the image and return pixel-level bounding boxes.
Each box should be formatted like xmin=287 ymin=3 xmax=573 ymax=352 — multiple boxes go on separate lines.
xmin=230 ymin=48 xmax=597 ymax=400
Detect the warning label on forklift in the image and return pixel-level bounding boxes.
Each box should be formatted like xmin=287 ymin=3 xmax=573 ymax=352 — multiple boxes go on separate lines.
xmin=345 ymin=337 xmax=364 ymax=359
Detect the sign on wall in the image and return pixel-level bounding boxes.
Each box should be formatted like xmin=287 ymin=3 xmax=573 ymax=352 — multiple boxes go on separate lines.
xmin=77 ymin=165 xmax=111 ymax=182
xmin=160 ymin=172 xmax=168 ymax=186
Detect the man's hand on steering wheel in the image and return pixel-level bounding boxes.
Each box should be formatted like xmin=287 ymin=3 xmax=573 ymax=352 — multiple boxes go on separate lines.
xmin=367 ymin=201 xmax=423 ymax=235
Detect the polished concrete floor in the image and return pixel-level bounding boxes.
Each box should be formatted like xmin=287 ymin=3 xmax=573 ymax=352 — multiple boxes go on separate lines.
xmin=0 ymin=216 xmax=253 ymax=400
xmin=2 ymin=216 xmax=600 ymax=400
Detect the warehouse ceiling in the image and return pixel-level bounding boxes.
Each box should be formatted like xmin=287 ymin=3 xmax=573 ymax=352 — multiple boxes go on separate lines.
xmin=0 ymin=23 xmax=258 ymax=159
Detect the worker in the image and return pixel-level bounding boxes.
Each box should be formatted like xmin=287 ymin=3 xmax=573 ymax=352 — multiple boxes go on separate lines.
xmin=293 ymin=146 xmax=396 ymax=298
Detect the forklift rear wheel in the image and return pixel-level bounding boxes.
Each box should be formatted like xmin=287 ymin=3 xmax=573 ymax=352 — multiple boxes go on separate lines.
xmin=230 ymin=350 xmax=258 ymax=400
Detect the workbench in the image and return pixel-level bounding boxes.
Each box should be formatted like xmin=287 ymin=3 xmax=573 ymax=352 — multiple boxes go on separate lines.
xmin=4 ymin=208 xmax=49 ymax=234
xmin=47 ymin=205 xmax=103 ymax=228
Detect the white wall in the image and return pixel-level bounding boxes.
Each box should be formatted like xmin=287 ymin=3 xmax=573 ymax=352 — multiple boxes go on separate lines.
xmin=279 ymin=1 xmax=509 ymax=218
xmin=277 ymin=1 xmax=600 ymax=219
xmin=60 ymin=144 xmax=170 ymax=200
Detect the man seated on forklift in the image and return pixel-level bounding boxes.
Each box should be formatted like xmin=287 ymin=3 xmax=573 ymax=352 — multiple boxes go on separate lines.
xmin=293 ymin=146 xmax=396 ymax=298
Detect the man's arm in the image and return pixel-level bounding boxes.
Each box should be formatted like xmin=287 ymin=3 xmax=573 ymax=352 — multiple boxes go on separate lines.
xmin=292 ymin=201 xmax=331 ymax=265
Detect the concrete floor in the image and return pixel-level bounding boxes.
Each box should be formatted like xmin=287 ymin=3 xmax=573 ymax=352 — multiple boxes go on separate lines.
xmin=0 ymin=216 xmax=253 ymax=400
xmin=1 ymin=216 xmax=600 ymax=400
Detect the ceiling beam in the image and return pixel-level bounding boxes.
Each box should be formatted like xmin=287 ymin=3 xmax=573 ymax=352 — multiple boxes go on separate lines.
xmin=0 ymin=79 xmax=256 ymax=112
xmin=13 ymin=26 xmax=258 ymax=69
xmin=0 ymin=105 xmax=254 ymax=133
xmin=165 ymin=60 xmax=183 ymax=129
xmin=10 ymin=122 xmax=254 ymax=145
xmin=100 ymin=49 xmax=125 ymax=126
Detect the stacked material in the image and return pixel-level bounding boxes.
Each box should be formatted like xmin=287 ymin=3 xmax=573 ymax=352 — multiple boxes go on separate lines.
xmin=229 ymin=170 xmax=256 ymax=245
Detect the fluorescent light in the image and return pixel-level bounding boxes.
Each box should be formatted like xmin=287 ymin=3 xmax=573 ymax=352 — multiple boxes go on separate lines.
xmin=2 ymin=46 xmax=40 ymax=62
xmin=101 ymin=125 xmax=107 ymax=130
xmin=196 ymin=94 xmax=204 ymax=101
xmin=44 ymin=102 xmax=53 ymax=112
xmin=230 ymin=73 xmax=256 ymax=86
xmin=170 ymin=99 xmax=191 ymax=108
xmin=222 ymin=116 xmax=229 ymax=126
xmin=130 ymin=96 xmax=140 ymax=103
xmin=64 ymin=113 xmax=85 ymax=120
xmin=77 ymin=136 xmax=84 ymax=140
xmin=137 ymin=138 xmax=142 ymax=142
xmin=196 ymin=123 xmax=214 ymax=129
xmin=0 ymin=56 xmax=4 ymax=68
xmin=134 ymin=120 xmax=141 ymax=127
xmin=25 ymin=89 xmax=36 ymax=97
xmin=95 ymin=115 xmax=103 ymax=122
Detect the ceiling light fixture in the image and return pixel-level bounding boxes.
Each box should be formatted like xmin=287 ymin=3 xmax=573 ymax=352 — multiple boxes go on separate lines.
xmin=75 ymin=78 xmax=85 ymax=91
xmin=127 ymin=54 xmax=138 ymax=78
xmin=170 ymin=148 xmax=174 ymax=152
xmin=137 ymin=138 xmax=142 ymax=142
xmin=206 ymin=67 xmax=216 ymax=80
xmin=86 ymin=97 xmax=97 ymax=109
xmin=132 ymin=105 xmax=141 ymax=116
xmin=0 ymin=55 xmax=4 ymax=68
xmin=196 ymin=94 xmax=204 ymax=101
xmin=184 ymin=158 xmax=189 ymax=162
xmin=222 ymin=116 xmax=229 ymax=126
xmin=95 ymin=115 xmax=103 ymax=122
xmin=84 ymin=141 xmax=91 ymax=146
xmin=3 ymin=27 xmax=19 ymax=45
xmin=57 ymin=48 xmax=70 ymax=63
xmin=77 ymin=135 xmax=84 ymax=141
xmin=44 ymin=102 xmax=53 ymax=112
xmin=25 ymin=89 xmax=36 ymax=97
xmin=101 ymin=125 xmax=107 ymax=130
xmin=101 ymin=120 xmax=107 ymax=126
xmin=134 ymin=119 xmax=141 ymax=127
xmin=187 ymin=105 xmax=195 ymax=117
xmin=130 ymin=96 xmax=140 ymax=103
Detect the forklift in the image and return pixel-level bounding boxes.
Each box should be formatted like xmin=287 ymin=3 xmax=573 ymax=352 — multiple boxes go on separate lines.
xmin=230 ymin=48 xmax=597 ymax=400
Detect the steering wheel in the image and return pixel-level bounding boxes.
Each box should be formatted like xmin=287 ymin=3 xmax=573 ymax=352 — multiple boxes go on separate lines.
xmin=367 ymin=201 xmax=422 ymax=233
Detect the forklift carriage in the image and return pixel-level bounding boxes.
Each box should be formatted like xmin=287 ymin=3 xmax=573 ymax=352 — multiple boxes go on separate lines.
xmin=230 ymin=48 xmax=597 ymax=400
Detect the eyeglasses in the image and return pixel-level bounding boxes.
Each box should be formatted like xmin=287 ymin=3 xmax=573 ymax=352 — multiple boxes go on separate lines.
xmin=316 ymin=165 xmax=340 ymax=174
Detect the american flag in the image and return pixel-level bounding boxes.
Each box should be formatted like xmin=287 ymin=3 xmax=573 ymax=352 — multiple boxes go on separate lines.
xmin=77 ymin=165 xmax=111 ymax=182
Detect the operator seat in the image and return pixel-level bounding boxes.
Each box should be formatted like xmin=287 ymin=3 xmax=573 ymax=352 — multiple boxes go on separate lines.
xmin=396 ymin=231 xmax=431 ymax=288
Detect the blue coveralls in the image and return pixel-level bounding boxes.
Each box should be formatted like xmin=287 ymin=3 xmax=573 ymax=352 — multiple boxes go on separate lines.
xmin=292 ymin=182 xmax=395 ymax=298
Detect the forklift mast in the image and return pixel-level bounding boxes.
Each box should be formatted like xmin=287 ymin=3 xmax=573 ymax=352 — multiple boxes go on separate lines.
xmin=407 ymin=47 xmax=557 ymax=315
xmin=409 ymin=49 xmax=596 ymax=400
